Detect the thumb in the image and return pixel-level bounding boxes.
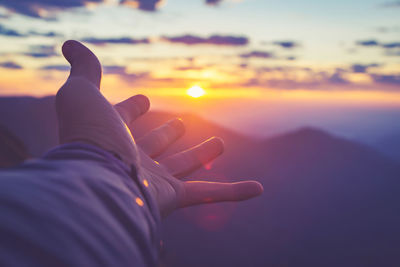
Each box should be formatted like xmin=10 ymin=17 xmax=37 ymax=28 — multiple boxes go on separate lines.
xmin=62 ymin=40 xmax=102 ymax=88
xmin=56 ymin=40 xmax=138 ymax=165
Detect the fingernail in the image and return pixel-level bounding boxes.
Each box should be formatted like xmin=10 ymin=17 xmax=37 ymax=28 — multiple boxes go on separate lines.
xmin=209 ymin=137 xmax=225 ymax=154
xmin=169 ymin=118 xmax=185 ymax=133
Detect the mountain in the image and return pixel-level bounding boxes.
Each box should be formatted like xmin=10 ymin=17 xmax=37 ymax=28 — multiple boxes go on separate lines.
xmin=160 ymin=127 xmax=400 ymax=267
xmin=0 ymin=96 xmax=58 ymax=156
xmin=371 ymin=133 xmax=400 ymax=162
xmin=1 ymin=96 xmax=400 ymax=266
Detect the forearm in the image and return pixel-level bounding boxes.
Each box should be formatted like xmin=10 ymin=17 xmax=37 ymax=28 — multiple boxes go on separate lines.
xmin=0 ymin=143 xmax=161 ymax=266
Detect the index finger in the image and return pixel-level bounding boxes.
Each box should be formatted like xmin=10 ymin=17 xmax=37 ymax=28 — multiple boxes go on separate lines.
xmin=114 ymin=94 xmax=150 ymax=126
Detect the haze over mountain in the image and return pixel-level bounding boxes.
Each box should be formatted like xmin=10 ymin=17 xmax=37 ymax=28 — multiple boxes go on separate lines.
xmin=1 ymin=96 xmax=400 ymax=266
xmin=151 ymin=116 xmax=400 ymax=266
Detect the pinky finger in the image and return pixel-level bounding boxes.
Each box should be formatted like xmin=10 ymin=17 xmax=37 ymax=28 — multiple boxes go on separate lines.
xmin=180 ymin=180 xmax=264 ymax=208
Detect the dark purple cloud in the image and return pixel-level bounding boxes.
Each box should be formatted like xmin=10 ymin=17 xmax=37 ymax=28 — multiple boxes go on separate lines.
xmin=273 ymin=41 xmax=299 ymax=49
xmin=28 ymin=30 xmax=63 ymax=38
xmin=0 ymin=61 xmax=23 ymax=69
xmin=238 ymin=66 xmax=355 ymax=89
xmin=351 ymin=63 xmax=380 ymax=73
xmin=370 ymin=74 xmax=400 ymax=85
xmin=103 ymin=65 xmax=127 ymax=75
xmin=41 ymin=64 xmax=128 ymax=75
xmin=327 ymin=71 xmax=349 ymax=84
xmin=352 ymin=64 xmax=368 ymax=73
xmin=121 ymin=0 xmax=225 ymax=11
xmin=382 ymin=42 xmax=400 ymax=49
xmin=120 ymin=0 xmax=163 ymax=12
xmin=82 ymin=37 xmax=150 ymax=46
xmin=40 ymin=64 xmax=148 ymax=82
xmin=355 ymin=39 xmax=400 ymax=57
xmin=356 ymin=40 xmax=379 ymax=47
xmin=0 ymin=24 xmax=62 ymax=37
xmin=240 ymin=51 xmax=274 ymax=59
xmin=206 ymin=0 xmax=223 ymax=5
xmin=0 ymin=0 xmax=221 ymax=16
xmin=24 ymin=45 xmax=58 ymax=58
xmin=356 ymin=39 xmax=400 ymax=49
xmin=0 ymin=25 xmax=25 ymax=37
xmin=40 ymin=65 xmax=70 ymax=71
xmin=163 ymin=34 xmax=248 ymax=46
xmin=241 ymin=77 xmax=319 ymax=90
xmin=235 ymin=64 xmax=400 ymax=90
xmin=103 ymin=65 xmax=150 ymax=82
xmin=0 ymin=0 xmax=103 ymax=18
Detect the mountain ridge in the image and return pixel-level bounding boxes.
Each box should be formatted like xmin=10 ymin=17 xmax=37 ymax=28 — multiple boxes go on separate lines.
xmin=1 ymin=96 xmax=400 ymax=266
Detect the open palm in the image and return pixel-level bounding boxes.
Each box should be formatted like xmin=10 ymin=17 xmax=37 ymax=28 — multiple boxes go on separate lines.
xmin=57 ymin=40 xmax=263 ymax=217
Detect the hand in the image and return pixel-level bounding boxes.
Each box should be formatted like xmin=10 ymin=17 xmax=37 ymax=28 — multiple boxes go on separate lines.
xmin=57 ymin=40 xmax=263 ymax=217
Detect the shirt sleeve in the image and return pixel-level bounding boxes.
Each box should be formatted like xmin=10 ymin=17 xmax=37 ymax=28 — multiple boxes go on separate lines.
xmin=0 ymin=143 xmax=161 ymax=267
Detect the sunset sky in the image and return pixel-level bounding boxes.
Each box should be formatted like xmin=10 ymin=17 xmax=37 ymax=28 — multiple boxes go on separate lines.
xmin=0 ymin=0 xmax=399 ymax=139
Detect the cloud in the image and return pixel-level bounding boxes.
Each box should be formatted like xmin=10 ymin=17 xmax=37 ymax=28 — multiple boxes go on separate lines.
xmin=356 ymin=39 xmax=400 ymax=49
xmin=24 ymin=45 xmax=58 ymax=58
xmin=120 ymin=0 xmax=228 ymax=11
xmin=0 ymin=0 xmax=221 ymax=16
xmin=0 ymin=13 xmax=9 ymax=19
xmin=175 ymin=66 xmax=204 ymax=71
xmin=28 ymin=30 xmax=63 ymax=38
xmin=327 ymin=70 xmax=349 ymax=84
xmin=40 ymin=63 xmax=148 ymax=82
xmin=103 ymin=65 xmax=127 ymax=75
xmin=0 ymin=0 xmax=104 ymax=18
xmin=382 ymin=42 xmax=400 ymax=49
xmin=355 ymin=39 xmax=400 ymax=56
xmin=351 ymin=63 xmax=380 ymax=73
xmin=103 ymin=65 xmax=201 ymax=86
xmin=380 ymin=42 xmax=400 ymax=56
xmin=273 ymin=41 xmax=299 ymax=49
xmin=40 ymin=65 xmax=70 ymax=71
xmin=356 ymin=40 xmax=379 ymax=47
xmin=120 ymin=0 xmax=164 ymax=11
xmin=240 ymin=51 xmax=274 ymax=59
xmin=205 ymin=0 xmax=223 ymax=5
xmin=162 ymin=34 xmax=248 ymax=46
xmin=381 ymin=1 xmax=400 ymax=7
xmin=103 ymin=65 xmax=150 ymax=82
xmin=0 ymin=61 xmax=23 ymax=69
xmin=236 ymin=66 xmax=356 ymax=90
xmin=370 ymin=74 xmax=400 ymax=85
xmin=0 ymin=25 xmax=25 ymax=37
xmin=82 ymin=37 xmax=150 ymax=46
xmin=0 ymin=24 xmax=62 ymax=38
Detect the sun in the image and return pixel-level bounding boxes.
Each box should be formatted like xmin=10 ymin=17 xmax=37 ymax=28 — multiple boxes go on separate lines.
xmin=187 ymin=86 xmax=205 ymax=98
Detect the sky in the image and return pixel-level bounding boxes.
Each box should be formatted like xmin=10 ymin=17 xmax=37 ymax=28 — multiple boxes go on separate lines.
xmin=0 ymin=0 xmax=399 ymax=140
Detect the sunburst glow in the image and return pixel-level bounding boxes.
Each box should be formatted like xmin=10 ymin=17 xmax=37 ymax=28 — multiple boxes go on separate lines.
xmin=187 ymin=86 xmax=206 ymax=98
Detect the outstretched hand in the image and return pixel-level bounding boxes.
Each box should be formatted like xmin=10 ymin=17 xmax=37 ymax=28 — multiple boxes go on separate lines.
xmin=57 ymin=40 xmax=263 ymax=217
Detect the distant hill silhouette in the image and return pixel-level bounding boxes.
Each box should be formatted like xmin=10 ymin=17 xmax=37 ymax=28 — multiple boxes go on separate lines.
xmin=159 ymin=126 xmax=400 ymax=267
xmin=1 ymin=96 xmax=400 ymax=266
xmin=372 ymin=133 xmax=400 ymax=162
xmin=0 ymin=96 xmax=57 ymax=156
